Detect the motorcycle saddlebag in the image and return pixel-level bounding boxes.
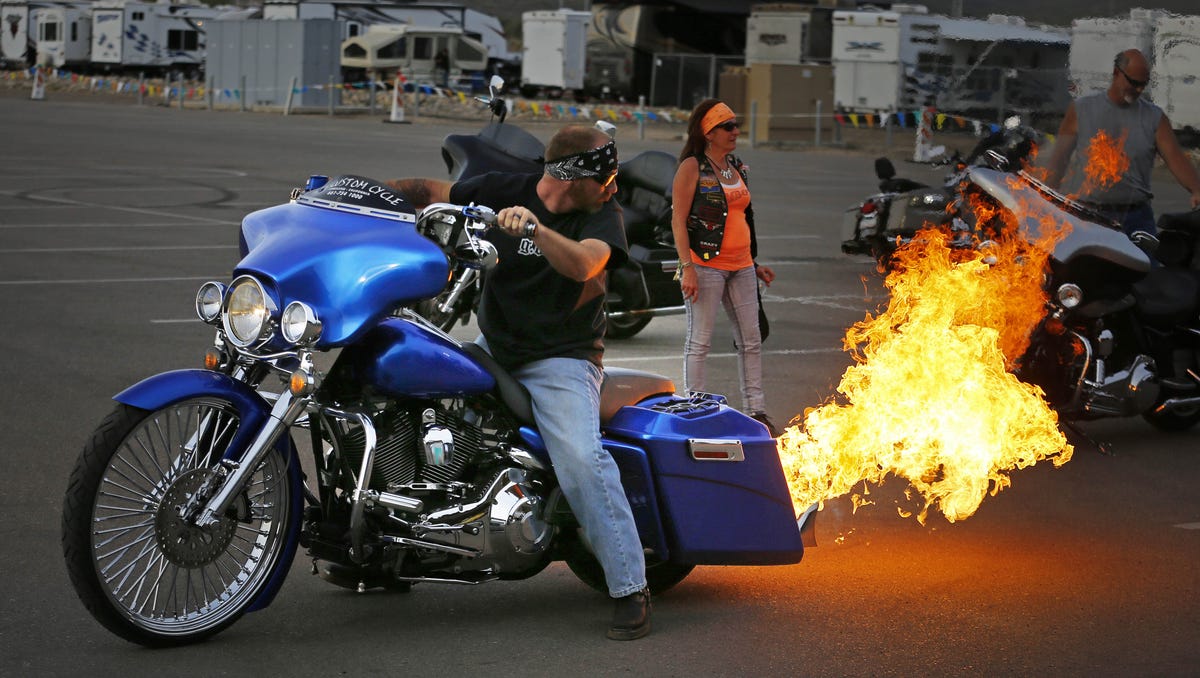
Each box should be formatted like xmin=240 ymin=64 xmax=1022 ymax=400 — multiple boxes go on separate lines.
xmin=604 ymin=394 xmax=804 ymax=565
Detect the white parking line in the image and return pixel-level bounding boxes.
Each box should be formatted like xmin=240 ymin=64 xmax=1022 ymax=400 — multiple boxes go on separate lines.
xmin=1174 ymin=522 xmax=1200 ymax=530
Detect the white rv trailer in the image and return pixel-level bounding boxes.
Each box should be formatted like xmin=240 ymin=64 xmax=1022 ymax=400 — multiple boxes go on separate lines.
xmin=340 ymin=23 xmax=486 ymax=84
xmin=30 ymin=1 xmax=89 ymax=67
xmin=1150 ymin=14 xmax=1200 ymax=134
xmin=1068 ymin=9 xmax=1163 ymax=97
xmin=90 ymin=0 xmax=226 ymax=71
xmin=262 ymin=0 xmax=511 ymax=63
xmin=1 ymin=0 xmax=80 ymax=67
xmin=832 ymin=8 xmax=1070 ymax=118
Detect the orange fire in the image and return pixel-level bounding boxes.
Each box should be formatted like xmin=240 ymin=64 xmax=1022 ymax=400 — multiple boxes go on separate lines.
xmin=1078 ymin=130 xmax=1129 ymax=197
xmin=777 ymin=168 xmax=1087 ymax=524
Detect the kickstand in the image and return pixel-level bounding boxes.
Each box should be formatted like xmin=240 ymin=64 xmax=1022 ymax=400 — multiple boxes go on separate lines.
xmin=1062 ymin=420 xmax=1111 ymax=456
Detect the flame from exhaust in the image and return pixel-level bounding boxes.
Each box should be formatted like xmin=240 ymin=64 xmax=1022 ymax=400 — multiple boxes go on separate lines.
xmin=778 ymin=169 xmax=1082 ymax=524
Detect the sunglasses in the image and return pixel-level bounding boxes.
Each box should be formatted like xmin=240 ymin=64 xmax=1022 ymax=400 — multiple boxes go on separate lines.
xmin=1117 ymin=66 xmax=1147 ymax=89
xmin=591 ymin=172 xmax=618 ymax=189
xmin=714 ymin=121 xmax=741 ymax=132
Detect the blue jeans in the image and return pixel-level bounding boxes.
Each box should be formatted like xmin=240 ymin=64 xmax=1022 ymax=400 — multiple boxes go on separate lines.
xmin=683 ymin=264 xmax=766 ymax=413
xmin=1097 ymin=202 xmax=1156 ymax=237
xmin=478 ymin=339 xmax=647 ymax=598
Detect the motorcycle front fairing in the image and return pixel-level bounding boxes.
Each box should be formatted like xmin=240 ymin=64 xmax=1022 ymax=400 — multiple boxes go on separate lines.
xmin=966 ymin=167 xmax=1151 ymax=280
xmin=238 ymin=185 xmax=451 ymax=348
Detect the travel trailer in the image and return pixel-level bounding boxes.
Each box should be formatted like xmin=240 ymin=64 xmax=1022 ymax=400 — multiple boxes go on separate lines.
xmin=30 ymin=1 xmax=90 ymax=67
xmin=831 ymin=7 xmax=1070 ymax=118
xmin=90 ymin=0 xmax=226 ymax=72
xmin=1 ymin=0 xmax=82 ymax=67
xmin=1151 ymin=14 xmax=1200 ymax=137
xmin=1068 ymin=9 xmax=1162 ymax=97
xmin=340 ymin=23 xmax=486 ymax=85
xmin=262 ymin=0 xmax=511 ymax=63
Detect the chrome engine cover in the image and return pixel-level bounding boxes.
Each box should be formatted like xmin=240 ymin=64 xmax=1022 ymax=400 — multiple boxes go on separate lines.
xmin=415 ymin=467 xmax=553 ymax=575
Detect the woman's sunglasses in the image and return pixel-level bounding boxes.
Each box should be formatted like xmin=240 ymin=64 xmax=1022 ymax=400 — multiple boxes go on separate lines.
xmin=715 ymin=121 xmax=741 ymax=132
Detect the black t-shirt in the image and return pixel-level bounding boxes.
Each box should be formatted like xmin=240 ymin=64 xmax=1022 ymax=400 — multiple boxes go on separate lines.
xmin=449 ymin=172 xmax=629 ymax=369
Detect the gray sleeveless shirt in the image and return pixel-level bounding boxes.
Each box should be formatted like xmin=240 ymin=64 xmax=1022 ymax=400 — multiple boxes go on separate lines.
xmin=1065 ymin=93 xmax=1162 ymax=205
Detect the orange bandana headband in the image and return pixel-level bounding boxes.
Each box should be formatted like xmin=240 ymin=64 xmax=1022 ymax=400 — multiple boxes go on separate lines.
xmin=701 ymin=102 xmax=737 ymax=134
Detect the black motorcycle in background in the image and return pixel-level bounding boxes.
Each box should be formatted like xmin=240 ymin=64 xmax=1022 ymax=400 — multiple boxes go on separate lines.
xmin=931 ymin=121 xmax=1200 ymax=431
xmin=430 ymin=77 xmax=683 ymax=339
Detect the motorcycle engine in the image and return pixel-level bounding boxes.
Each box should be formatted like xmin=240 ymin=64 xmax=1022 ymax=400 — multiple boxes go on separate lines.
xmin=336 ymin=402 xmax=553 ymax=576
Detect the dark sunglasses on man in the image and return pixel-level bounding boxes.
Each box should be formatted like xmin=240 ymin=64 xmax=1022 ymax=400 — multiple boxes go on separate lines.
xmin=1116 ymin=66 xmax=1147 ymax=89
xmin=592 ymin=172 xmax=618 ymax=189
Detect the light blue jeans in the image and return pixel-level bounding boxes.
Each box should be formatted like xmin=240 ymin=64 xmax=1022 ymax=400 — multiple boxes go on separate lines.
xmin=684 ymin=264 xmax=766 ymax=413
xmin=479 ymin=340 xmax=647 ymax=598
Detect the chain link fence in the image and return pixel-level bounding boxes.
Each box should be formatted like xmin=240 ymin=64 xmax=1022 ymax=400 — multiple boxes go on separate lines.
xmin=647 ymin=53 xmax=743 ymax=110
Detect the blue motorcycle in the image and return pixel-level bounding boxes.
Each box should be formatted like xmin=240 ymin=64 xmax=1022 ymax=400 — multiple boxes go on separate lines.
xmin=61 ymin=174 xmax=815 ymax=646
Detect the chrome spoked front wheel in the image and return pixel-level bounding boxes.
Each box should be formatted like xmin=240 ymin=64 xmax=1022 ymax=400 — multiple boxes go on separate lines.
xmin=62 ymin=399 xmax=295 ymax=646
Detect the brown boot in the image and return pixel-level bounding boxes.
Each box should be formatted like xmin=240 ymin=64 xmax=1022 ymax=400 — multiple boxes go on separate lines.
xmin=606 ymin=588 xmax=651 ymax=640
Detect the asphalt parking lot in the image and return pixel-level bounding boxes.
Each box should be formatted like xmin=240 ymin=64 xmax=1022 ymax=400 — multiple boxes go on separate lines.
xmin=2 ymin=90 xmax=1197 ymax=676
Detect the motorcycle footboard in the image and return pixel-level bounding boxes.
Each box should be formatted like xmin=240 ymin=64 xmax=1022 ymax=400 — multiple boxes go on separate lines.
xmin=605 ymin=395 xmax=804 ymax=565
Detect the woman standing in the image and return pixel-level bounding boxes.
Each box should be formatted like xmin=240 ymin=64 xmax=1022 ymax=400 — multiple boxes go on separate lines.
xmin=671 ymin=99 xmax=779 ymax=436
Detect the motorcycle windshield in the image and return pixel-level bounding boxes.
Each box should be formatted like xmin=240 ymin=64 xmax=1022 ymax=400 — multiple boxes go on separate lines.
xmin=237 ymin=179 xmax=449 ymax=347
xmin=968 ymin=167 xmax=1151 ymax=275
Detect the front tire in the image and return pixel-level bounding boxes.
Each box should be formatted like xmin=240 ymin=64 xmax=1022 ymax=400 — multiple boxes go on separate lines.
xmin=62 ymin=400 xmax=296 ymax=646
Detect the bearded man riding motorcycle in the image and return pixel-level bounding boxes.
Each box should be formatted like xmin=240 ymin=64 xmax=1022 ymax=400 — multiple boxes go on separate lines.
xmin=385 ymin=125 xmax=652 ymax=640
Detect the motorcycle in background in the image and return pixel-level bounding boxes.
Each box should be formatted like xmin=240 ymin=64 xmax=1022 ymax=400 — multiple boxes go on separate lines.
xmin=841 ymin=124 xmax=1046 ymax=267
xmin=951 ymin=122 xmax=1200 ymax=431
xmin=436 ymin=76 xmax=684 ymax=339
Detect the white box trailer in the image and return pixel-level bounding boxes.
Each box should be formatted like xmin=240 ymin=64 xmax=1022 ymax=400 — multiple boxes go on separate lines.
xmin=1151 ymin=14 xmax=1200 ymax=133
xmin=521 ymin=9 xmax=589 ymax=92
xmin=90 ymin=0 xmax=226 ymax=71
xmin=1068 ymin=10 xmax=1161 ymax=97
xmin=746 ymin=3 xmax=810 ymax=65
xmin=31 ymin=2 xmax=89 ymax=67
xmin=831 ymin=10 xmax=905 ymax=112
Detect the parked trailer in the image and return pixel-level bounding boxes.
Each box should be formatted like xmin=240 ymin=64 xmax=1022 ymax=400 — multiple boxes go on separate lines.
xmin=520 ymin=9 xmax=589 ymax=96
xmin=1 ymin=0 xmax=76 ymax=67
xmin=1151 ymin=14 xmax=1200 ymax=136
xmin=262 ymin=0 xmax=511 ymax=63
xmin=31 ymin=1 xmax=89 ymax=67
xmin=832 ymin=8 xmax=1069 ymax=119
xmin=90 ymin=0 xmax=227 ymax=73
xmin=1068 ymin=9 xmax=1162 ymax=97
xmin=340 ymin=23 xmax=486 ymax=85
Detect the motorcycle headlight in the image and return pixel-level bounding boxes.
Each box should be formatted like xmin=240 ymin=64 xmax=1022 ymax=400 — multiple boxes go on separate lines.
xmin=1056 ymin=283 xmax=1083 ymax=309
xmin=281 ymin=301 xmax=322 ymax=345
xmin=195 ymin=281 xmax=226 ymax=324
xmin=223 ymin=276 xmax=275 ymax=347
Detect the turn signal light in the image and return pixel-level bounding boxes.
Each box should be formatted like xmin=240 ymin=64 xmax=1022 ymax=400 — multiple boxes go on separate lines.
xmin=204 ymin=348 xmax=227 ymax=371
xmin=289 ymin=369 xmax=315 ymax=396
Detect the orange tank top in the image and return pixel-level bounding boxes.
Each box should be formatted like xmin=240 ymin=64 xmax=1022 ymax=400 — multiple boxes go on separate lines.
xmin=700 ymin=173 xmax=753 ymax=271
